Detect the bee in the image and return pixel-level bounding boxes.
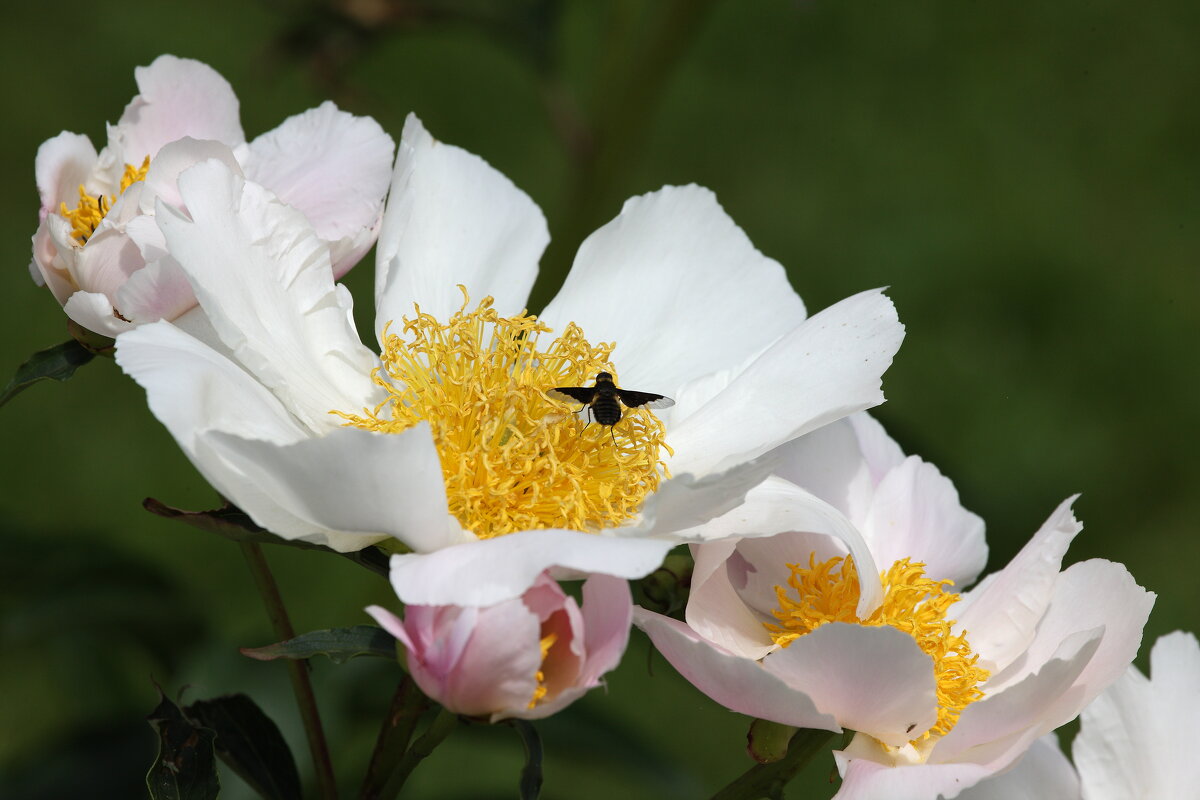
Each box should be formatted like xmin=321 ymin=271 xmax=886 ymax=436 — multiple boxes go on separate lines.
xmin=547 ymin=372 xmax=675 ymax=433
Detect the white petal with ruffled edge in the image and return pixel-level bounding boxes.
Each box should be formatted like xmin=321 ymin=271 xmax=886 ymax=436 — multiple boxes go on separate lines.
xmin=114 ymin=55 xmax=244 ymax=163
xmin=242 ymin=101 xmax=394 ymax=277
xmin=954 ymin=734 xmax=1081 ymax=800
xmin=666 ymin=289 xmax=903 ymax=478
xmin=157 ymin=159 xmax=378 ymax=429
xmin=633 ymin=608 xmax=840 ymax=731
xmin=387 ymin=529 xmax=674 ymax=607
xmin=540 ymin=184 xmax=807 ymax=394
xmin=374 ymin=114 xmax=547 ymax=330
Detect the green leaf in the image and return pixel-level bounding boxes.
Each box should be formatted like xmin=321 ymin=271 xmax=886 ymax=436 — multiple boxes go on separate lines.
xmin=143 ymin=497 xmax=392 ymax=577
xmin=508 ymin=719 xmax=544 ymax=800
xmin=0 ymin=339 xmax=96 ymax=408
xmin=145 ymin=690 xmax=220 ymax=800
xmin=241 ymin=625 xmax=397 ymax=664
xmin=185 ymin=694 xmax=301 ymax=800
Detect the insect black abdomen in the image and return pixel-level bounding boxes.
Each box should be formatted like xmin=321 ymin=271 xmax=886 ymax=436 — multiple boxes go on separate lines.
xmin=591 ymin=397 xmax=623 ymax=426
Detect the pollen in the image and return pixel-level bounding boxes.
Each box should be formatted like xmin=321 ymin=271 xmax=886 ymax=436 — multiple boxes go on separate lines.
xmin=528 ymin=631 xmax=559 ymax=709
xmin=59 ymin=157 xmax=150 ymax=246
xmin=765 ymin=554 xmax=989 ymax=740
xmin=335 ymin=290 xmax=672 ymax=540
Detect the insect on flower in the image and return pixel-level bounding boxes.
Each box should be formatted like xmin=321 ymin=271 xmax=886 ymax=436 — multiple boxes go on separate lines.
xmin=548 ymin=372 xmax=675 ymax=435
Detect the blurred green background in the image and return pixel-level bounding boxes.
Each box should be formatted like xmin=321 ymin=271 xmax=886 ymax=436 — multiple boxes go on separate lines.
xmin=1 ymin=0 xmax=1197 ymax=797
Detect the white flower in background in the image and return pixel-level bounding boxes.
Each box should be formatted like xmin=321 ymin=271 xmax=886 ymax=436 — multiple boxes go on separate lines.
xmin=116 ymin=113 xmax=904 ymax=607
xmin=957 ymin=631 xmax=1200 ymax=800
xmin=366 ymin=573 xmax=632 ymax=721
xmin=636 ymin=416 xmax=1153 ymax=799
xmin=31 ymin=54 xmax=394 ymax=336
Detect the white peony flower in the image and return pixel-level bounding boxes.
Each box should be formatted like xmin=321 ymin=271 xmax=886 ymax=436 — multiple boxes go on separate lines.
xmin=116 ymin=113 xmax=905 ymax=606
xmin=31 ymin=54 xmax=394 ymax=336
xmin=635 ymin=416 xmax=1153 ymax=799
xmin=958 ymin=631 xmax=1200 ymax=800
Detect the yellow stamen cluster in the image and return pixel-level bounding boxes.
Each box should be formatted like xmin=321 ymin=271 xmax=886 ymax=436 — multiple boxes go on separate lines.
xmin=59 ymin=157 xmax=151 ymax=246
xmin=766 ymin=554 xmax=989 ymax=740
xmin=335 ymin=291 xmax=671 ymax=540
xmin=528 ymin=632 xmax=559 ymax=709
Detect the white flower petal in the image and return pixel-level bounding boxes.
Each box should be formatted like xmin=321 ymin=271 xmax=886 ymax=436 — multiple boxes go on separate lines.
xmin=35 ymin=131 xmax=97 ymax=213
xmin=633 ymin=607 xmax=840 ymax=731
xmin=115 ymin=55 xmax=244 ymax=162
xmin=158 ymin=158 xmax=378 ymax=429
xmin=114 ymin=257 xmax=196 ymax=324
xmin=673 ymin=477 xmax=883 ymax=618
xmin=860 ymin=456 xmax=987 ymax=588
xmin=138 ymin=137 xmax=241 ymax=214
xmin=374 ymin=114 xmax=547 ymax=330
xmin=763 ymin=623 xmax=939 ymax=747
xmin=667 ymin=289 xmax=904 ymax=478
xmin=540 ymin=185 xmax=806 ymax=393
xmin=832 ymin=755 xmax=994 ymax=800
xmin=387 ymin=530 xmax=674 ymax=607
xmin=955 ymin=734 xmax=1081 ymax=800
xmin=243 ymin=101 xmax=394 ymax=277
xmin=203 ymin=423 xmax=461 ymax=553
xmin=771 ymin=416 xmax=878 ymax=520
xmin=953 ymin=496 xmax=1082 ymax=674
xmin=64 ymin=291 xmax=133 ymax=337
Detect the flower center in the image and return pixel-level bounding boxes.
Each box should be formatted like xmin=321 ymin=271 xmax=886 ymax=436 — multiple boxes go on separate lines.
xmin=335 ymin=290 xmax=671 ymax=540
xmin=528 ymin=631 xmax=559 ymax=709
xmin=59 ymin=157 xmax=150 ymax=246
xmin=765 ymin=554 xmax=989 ymax=740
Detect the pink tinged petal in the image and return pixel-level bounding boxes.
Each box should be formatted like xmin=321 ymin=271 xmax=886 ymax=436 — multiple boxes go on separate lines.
xmin=138 ymin=137 xmax=241 ymax=213
xmin=953 ymin=496 xmax=1083 ymax=674
xmin=578 ymin=574 xmax=634 ymax=684
xmin=860 ymin=456 xmax=987 ymax=589
xmin=452 ymin=599 xmax=544 ymax=716
xmin=115 ymin=257 xmax=197 ymax=324
xmin=633 ymin=608 xmax=840 ymax=731
xmin=686 ymin=544 xmax=779 ymax=660
xmin=847 ymin=412 xmax=907 ymax=483
xmin=374 ymin=113 xmax=547 ymax=329
xmin=64 ymin=292 xmax=134 ymax=337
xmin=667 ymin=289 xmax=905 ymax=479
xmin=204 ymin=423 xmax=462 ymax=554
xmin=364 ymin=604 xmax=416 ymax=652
xmin=387 ymin=529 xmax=674 ymax=607
xmin=772 ymin=416 xmax=879 ymax=521
xmin=638 ymin=455 xmax=780 ymax=538
xmin=158 ymin=159 xmax=379 ymax=428
xmin=832 ymin=754 xmax=996 ymax=800
xmin=955 ymin=734 xmax=1081 ymax=800
xmin=116 ymin=55 xmax=244 ymax=162
xmin=931 ymin=628 xmax=1102 ymax=769
xmin=243 ymin=101 xmax=394 ymax=277
xmin=35 ymin=131 xmax=97 ymax=216
xmin=762 ymin=623 xmax=940 ymax=747
xmin=540 ymin=184 xmax=807 ymax=394
xmin=674 ymin=477 xmax=884 ymax=618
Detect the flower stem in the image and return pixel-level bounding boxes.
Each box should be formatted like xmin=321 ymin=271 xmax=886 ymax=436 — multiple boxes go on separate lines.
xmin=377 ymin=708 xmax=460 ymax=799
xmin=708 ymin=728 xmax=836 ymax=800
xmin=239 ymin=541 xmax=338 ymax=799
xmin=359 ymin=675 xmax=430 ymax=799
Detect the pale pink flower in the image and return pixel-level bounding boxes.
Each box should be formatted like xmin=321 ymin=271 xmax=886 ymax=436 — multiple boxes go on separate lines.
xmin=366 ymin=574 xmax=631 ymax=720
xmin=636 ymin=416 xmax=1153 ymax=799
xmin=31 ymin=54 xmax=393 ymax=336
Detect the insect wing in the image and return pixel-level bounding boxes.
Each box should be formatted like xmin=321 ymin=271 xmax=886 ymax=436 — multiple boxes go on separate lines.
xmin=615 ymin=389 xmax=675 ymax=410
xmin=548 ymin=386 xmax=597 ymax=406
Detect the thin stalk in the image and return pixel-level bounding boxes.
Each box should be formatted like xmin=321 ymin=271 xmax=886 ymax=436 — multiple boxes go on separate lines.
xmin=359 ymin=676 xmax=430 ymax=799
xmin=239 ymin=541 xmax=338 ymax=799
xmin=709 ymin=728 xmax=836 ymax=800
xmin=377 ymin=708 xmax=460 ymax=799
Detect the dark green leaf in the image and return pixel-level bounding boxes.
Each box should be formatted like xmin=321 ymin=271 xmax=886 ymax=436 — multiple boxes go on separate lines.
xmin=185 ymin=694 xmax=301 ymax=800
xmin=143 ymin=497 xmax=392 ymax=576
xmin=240 ymin=625 xmax=397 ymax=664
xmin=145 ymin=690 xmax=220 ymax=800
xmin=508 ymin=719 xmax=544 ymax=800
xmin=1 ymin=339 xmax=96 ymax=408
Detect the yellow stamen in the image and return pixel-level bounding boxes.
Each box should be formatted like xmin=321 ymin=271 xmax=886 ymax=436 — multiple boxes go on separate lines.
xmin=765 ymin=554 xmax=989 ymax=741
xmin=59 ymin=157 xmax=150 ymax=246
xmin=528 ymin=632 xmax=559 ymax=708
xmin=335 ymin=289 xmax=672 ymax=540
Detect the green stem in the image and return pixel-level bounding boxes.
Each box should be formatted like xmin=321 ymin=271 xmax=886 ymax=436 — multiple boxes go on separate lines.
xmin=709 ymin=728 xmax=836 ymax=800
xmin=239 ymin=542 xmax=339 ymax=799
xmin=377 ymin=708 xmax=460 ymax=799
xmin=359 ymin=676 xmax=431 ymax=800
